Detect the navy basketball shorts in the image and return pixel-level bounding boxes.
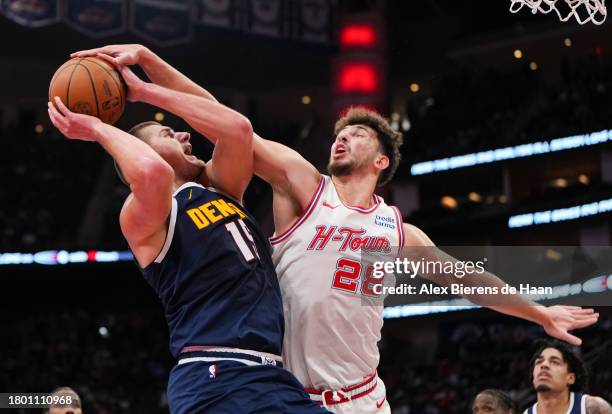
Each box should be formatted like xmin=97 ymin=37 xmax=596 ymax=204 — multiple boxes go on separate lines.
xmin=167 ymin=360 xmax=331 ymax=413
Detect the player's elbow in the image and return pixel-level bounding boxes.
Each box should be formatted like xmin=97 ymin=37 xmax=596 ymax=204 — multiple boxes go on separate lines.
xmin=233 ymin=115 xmax=253 ymax=144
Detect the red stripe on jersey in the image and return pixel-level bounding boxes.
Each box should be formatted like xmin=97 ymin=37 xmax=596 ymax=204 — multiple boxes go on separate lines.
xmin=391 ymin=206 xmax=404 ymax=256
xmin=269 ymin=176 xmax=325 ymax=245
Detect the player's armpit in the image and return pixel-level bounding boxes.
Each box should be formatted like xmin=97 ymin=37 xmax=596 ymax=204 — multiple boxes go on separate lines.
xmin=253 ymin=133 xmax=320 ymax=211
xmin=402 ymin=223 xmax=436 ymax=247
xmin=587 ymin=396 xmax=612 ymax=414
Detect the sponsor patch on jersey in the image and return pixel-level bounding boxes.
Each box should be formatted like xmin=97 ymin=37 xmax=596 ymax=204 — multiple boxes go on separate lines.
xmin=374 ymin=214 xmax=396 ymax=229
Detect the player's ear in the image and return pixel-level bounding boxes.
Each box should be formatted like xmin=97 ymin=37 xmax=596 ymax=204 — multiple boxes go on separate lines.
xmin=567 ymin=372 xmax=576 ymax=386
xmin=374 ymin=154 xmax=389 ymax=171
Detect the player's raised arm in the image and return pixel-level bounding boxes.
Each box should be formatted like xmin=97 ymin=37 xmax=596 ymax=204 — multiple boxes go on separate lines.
xmin=402 ymin=222 xmax=599 ymax=345
xmin=47 ymin=97 xmax=174 ymax=267
xmin=71 ymin=44 xmax=218 ymax=102
xmin=111 ymin=63 xmax=253 ymax=202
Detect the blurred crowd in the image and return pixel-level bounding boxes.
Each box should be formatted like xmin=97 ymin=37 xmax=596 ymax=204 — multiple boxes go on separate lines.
xmin=401 ymin=53 xmax=612 ymax=168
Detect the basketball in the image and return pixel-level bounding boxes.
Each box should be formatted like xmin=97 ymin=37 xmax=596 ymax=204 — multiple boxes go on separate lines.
xmin=49 ymin=57 xmax=126 ymax=125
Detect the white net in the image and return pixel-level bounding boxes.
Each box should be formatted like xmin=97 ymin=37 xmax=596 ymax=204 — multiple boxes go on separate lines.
xmin=509 ymin=0 xmax=607 ymax=24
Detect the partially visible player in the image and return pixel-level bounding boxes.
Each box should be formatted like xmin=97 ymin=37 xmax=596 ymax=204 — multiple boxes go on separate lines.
xmin=70 ymin=43 xmax=599 ymax=414
xmin=524 ymin=340 xmax=612 ymax=414
xmin=48 ymin=60 xmax=329 ymax=413
xmin=472 ymin=389 xmax=517 ymax=414
xmin=42 ymin=387 xmax=82 ymax=414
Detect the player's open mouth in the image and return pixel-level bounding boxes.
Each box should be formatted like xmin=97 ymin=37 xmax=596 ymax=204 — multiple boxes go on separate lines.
xmin=334 ymin=145 xmax=348 ymax=157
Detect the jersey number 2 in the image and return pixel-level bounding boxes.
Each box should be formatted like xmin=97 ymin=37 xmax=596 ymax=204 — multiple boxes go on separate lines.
xmin=225 ymin=220 xmax=259 ymax=262
xmin=332 ymin=258 xmax=380 ymax=296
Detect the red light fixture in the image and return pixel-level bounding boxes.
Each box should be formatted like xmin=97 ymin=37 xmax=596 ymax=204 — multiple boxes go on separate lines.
xmin=340 ymin=24 xmax=376 ymax=48
xmin=338 ymin=63 xmax=379 ymax=93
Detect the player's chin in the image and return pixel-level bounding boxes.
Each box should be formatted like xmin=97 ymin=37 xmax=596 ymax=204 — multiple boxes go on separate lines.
xmin=534 ymin=382 xmax=552 ymax=392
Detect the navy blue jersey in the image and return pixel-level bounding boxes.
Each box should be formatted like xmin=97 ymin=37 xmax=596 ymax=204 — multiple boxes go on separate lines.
xmin=140 ymin=182 xmax=284 ymax=358
xmin=525 ymin=392 xmax=586 ymax=414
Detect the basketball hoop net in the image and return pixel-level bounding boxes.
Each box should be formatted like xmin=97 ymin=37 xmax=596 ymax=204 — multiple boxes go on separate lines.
xmin=510 ymin=0 xmax=607 ymax=25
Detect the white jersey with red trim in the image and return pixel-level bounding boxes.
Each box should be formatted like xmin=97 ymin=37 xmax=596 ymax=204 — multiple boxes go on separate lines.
xmin=270 ymin=175 xmax=404 ymax=390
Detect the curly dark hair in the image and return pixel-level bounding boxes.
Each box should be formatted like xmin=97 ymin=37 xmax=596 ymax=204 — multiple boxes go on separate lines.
xmin=333 ymin=107 xmax=403 ymax=186
xmin=530 ymin=339 xmax=588 ymax=392
xmin=474 ymin=389 xmax=518 ymax=413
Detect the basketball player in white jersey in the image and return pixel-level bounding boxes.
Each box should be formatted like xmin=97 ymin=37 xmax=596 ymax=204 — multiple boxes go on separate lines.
xmin=70 ymin=44 xmax=600 ymax=413
xmin=524 ymin=340 xmax=611 ymax=414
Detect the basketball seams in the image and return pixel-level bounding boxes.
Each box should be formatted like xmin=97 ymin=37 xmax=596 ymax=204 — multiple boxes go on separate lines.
xmin=65 ymin=60 xmax=83 ymax=109
xmin=77 ymin=63 xmax=101 ymax=119
xmin=81 ymin=58 xmax=125 ymax=115
xmin=49 ymin=64 xmax=78 ymax=100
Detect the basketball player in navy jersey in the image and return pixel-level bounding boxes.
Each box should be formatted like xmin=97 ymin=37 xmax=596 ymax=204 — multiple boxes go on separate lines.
xmin=48 ymin=67 xmax=329 ymax=412
xmin=524 ymin=340 xmax=611 ymax=414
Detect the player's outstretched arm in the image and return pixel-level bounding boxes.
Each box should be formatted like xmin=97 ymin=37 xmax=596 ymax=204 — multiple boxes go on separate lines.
xmin=48 ymin=97 xmax=174 ymax=268
xmin=71 ymin=44 xmax=217 ymax=102
xmin=587 ymin=396 xmax=612 ymax=414
xmin=402 ymin=222 xmax=599 ymax=345
xmin=113 ymin=63 xmax=253 ymax=202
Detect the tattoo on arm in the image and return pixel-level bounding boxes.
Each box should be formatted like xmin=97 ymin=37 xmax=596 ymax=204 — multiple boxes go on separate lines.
xmin=587 ymin=396 xmax=612 ymax=414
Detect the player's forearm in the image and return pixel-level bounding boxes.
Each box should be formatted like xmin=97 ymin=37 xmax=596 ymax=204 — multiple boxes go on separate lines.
xmin=407 ymin=246 xmax=546 ymax=324
xmin=94 ymin=122 xmax=174 ymax=187
xmin=139 ymin=83 xmax=252 ymax=145
xmin=139 ymin=49 xmax=218 ymax=102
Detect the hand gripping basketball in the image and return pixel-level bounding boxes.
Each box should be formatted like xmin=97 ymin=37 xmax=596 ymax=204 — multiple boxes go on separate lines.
xmin=95 ymin=53 xmax=146 ymax=103
xmin=48 ymin=97 xmax=102 ymax=142
xmin=70 ymin=44 xmax=148 ymax=67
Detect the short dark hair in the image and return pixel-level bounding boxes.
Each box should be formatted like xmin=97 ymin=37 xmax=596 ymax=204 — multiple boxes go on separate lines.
xmin=42 ymin=386 xmax=81 ymax=413
xmin=333 ymin=107 xmax=403 ymax=186
xmin=115 ymin=121 xmax=162 ymax=185
xmin=530 ymin=339 xmax=587 ymax=392
xmin=475 ymin=389 xmax=518 ymax=413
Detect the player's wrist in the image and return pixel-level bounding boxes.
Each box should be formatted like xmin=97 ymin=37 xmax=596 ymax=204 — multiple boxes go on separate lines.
xmin=91 ymin=121 xmax=109 ymax=143
xmin=132 ymin=81 xmax=154 ymax=104
xmin=137 ymin=46 xmax=156 ymax=69
xmin=532 ymin=305 xmax=551 ymax=326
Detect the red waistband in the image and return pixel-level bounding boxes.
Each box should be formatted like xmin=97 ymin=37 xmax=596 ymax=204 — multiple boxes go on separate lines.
xmin=305 ymin=372 xmax=378 ymax=406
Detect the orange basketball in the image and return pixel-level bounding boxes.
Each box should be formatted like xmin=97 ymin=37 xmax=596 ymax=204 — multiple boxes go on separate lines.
xmin=49 ymin=57 xmax=126 ymax=125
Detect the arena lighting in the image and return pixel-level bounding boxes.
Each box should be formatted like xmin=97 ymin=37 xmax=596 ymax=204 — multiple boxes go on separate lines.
xmin=340 ymin=24 xmax=376 ymax=48
xmin=410 ymin=128 xmax=612 ymax=176
xmin=0 ymin=250 xmax=133 ymax=265
xmin=338 ymin=63 xmax=379 ymax=93
xmin=383 ymin=275 xmax=612 ymax=318
xmin=508 ymin=197 xmax=612 ymax=228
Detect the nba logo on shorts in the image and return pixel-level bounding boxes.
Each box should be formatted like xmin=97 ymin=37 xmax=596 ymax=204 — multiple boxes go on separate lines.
xmin=209 ymin=364 xmax=216 ymax=379
xmin=262 ymin=356 xmax=276 ymax=366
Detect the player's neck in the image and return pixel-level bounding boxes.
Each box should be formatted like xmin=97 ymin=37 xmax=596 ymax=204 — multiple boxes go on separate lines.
xmin=331 ymin=173 xmax=377 ymax=208
xmin=537 ymin=389 xmax=571 ymax=414
xmin=172 ymin=178 xmax=191 ymax=193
